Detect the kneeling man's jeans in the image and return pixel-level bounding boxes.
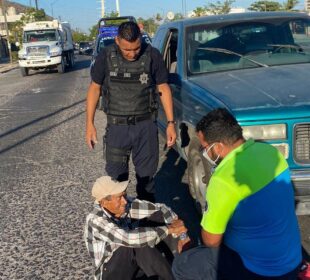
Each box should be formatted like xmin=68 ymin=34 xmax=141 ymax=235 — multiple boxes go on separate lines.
xmin=172 ymin=245 xmax=300 ymax=280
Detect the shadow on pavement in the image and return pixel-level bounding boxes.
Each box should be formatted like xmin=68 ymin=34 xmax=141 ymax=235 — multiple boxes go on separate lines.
xmin=0 ymin=100 xmax=85 ymax=155
xmin=155 ymin=149 xmax=201 ymax=245
xmin=0 ymin=99 xmax=85 ymax=139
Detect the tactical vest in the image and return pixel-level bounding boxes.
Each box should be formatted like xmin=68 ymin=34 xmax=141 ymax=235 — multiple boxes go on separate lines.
xmin=103 ymin=44 xmax=157 ymax=116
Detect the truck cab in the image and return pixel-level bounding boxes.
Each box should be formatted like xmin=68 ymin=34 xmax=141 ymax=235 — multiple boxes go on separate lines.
xmin=152 ymin=12 xmax=310 ymax=215
xmin=18 ymin=20 xmax=74 ymax=76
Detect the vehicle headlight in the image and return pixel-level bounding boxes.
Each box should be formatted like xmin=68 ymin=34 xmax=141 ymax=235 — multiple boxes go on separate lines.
xmin=18 ymin=52 xmax=27 ymax=59
xmin=49 ymin=48 xmax=62 ymax=57
xmin=242 ymin=124 xmax=287 ymax=140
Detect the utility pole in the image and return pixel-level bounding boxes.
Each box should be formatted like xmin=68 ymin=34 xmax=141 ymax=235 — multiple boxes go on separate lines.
xmin=51 ymin=0 xmax=59 ymax=19
xmin=1 ymin=0 xmax=12 ymax=63
xmin=116 ymin=0 xmax=120 ymax=16
xmin=181 ymin=0 xmax=187 ymax=17
xmin=101 ymin=0 xmax=105 ymax=17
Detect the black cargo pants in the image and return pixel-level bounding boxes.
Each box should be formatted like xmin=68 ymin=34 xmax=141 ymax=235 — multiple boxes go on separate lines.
xmin=104 ymin=118 xmax=158 ymax=202
xmin=100 ymin=211 xmax=177 ymax=280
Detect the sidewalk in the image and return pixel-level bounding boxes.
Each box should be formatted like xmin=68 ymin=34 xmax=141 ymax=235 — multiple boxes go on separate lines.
xmin=0 ymin=58 xmax=18 ymax=74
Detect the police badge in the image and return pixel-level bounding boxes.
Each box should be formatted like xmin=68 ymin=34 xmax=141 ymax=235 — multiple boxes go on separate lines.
xmin=139 ymin=72 xmax=149 ymax=84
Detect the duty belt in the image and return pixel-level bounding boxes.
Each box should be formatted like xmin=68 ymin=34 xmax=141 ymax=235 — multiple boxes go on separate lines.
xmin=107 ymin=113 xmax=153 ymax=125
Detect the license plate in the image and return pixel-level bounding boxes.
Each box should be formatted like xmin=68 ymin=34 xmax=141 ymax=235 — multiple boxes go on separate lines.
xmin=32 ymin=60 xmax=45 ymax=64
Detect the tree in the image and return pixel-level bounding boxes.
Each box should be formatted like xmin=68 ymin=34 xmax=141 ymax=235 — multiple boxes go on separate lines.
xmin=20 ymin=7 xmax=47 ymax=22
xmin=105 ymin=11 xmax=119 ymax=17
xmin=248 ymin=1 xmax=282 ymax=11
xmin=192 ymin=6 xmax=206 ymax=17
xmin=89 ymin=24 xmax=98 ymax=41
xmin=172 ymin=13 xmax=184 ymax=21
xmin=72 ymin=30 xmax=89 ymax=43
xmin=205 ymin=0 xmax=235 ymax=15
xmin=10 ymin=8 xmax=48 ymax=45
xmin=192 ymin=0 xmax=235 ymax=17
xmin=138 ymin=17 xmax=158 ymax=35
xmin=155 ymin=13 xmax=162 ymax=22
xmin=282 ymin=0 xmax=299 ymax=10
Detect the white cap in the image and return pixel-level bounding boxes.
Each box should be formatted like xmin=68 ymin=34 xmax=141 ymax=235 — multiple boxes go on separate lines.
xmin=92 ymin=176 xmax=128 ymax=202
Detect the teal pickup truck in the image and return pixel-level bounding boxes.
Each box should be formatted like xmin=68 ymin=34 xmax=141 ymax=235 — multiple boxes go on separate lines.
xmin=152 ymin=12 xmax=310 ymax=215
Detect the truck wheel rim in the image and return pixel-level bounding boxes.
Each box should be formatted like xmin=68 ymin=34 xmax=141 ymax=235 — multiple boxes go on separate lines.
xmin=193 ymin=155 xmax=206 ymax=199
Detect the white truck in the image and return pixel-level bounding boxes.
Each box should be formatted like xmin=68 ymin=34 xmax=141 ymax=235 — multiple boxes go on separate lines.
xmin=18 ymin=20 xmax=75 ymax=76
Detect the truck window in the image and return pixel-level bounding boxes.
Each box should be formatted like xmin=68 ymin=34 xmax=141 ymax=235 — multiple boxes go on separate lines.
xmin=152 ymin=28 xmax=168 ymax=52
xmin=186 ymin=18 xmax=310 ymax=75
xmin=289 ymin=19 xmax=310 ymax=48
xmin=23 ymin=29 xmax=57 ymax=43
xmin=163 ymin=29 xmax=178 ymax=73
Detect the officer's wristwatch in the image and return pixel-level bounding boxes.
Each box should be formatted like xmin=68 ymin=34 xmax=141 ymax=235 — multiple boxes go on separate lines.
xmin=167 ymin=120 xmax=176 ymax=125
xmin=179 ymin=232 xmax=188 ymax=240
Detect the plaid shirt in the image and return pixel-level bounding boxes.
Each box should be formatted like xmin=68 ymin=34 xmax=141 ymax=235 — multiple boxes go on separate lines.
xmin=84 ymin=197 xmax=178 ymax=280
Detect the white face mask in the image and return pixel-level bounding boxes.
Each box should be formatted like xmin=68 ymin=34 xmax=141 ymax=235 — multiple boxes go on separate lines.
xmin=203 ymin=143 xmax=220 ymax=167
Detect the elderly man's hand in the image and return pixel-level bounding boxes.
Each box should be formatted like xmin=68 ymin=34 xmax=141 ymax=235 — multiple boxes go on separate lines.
xmin=167 ymin=219 xmax=187 ymax=236
xmin=177 ymin=237 xmax=191 ymax=253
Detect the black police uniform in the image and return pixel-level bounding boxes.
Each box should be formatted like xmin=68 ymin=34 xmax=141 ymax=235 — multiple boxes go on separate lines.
xmin=91 ymin=43 xmax=168 ymax=201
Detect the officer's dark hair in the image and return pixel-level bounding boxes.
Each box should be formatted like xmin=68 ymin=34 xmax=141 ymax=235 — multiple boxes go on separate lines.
xmin=196 ymin=108 xmax=243 ymax=145
xmin=118 ymin=21 xmax=141 ymax=42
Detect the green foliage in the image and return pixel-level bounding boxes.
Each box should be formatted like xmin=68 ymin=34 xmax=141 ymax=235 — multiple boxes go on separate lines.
xmin=282 ymin=0 xmax=299 ymax=10
xmin=9 ymin=8 xmax=48 ymax=45
xmin=249 ymin=0 xmax=299 ymax=11
xmin=248 ymin=1 xmax=282 ymax=11
xmin=138 ymin=18 xmax=158 ymax=35
xmin=171 ymin=13 xmax=185 ymax=21
xmin=72 ymin=30 xmax=90 ymax=43
xmin=192 ymin=6 xmax=206 ymax=17
xmin=89 ymin=24 xmax=98 ymax=40
xmin=155 ymin=13 xmax=162 ymax=22
xmin=106 ymin=11 xmax=119 ymax=18
xmin=11 ymin=51 xmax=19 ymax=62
xmin=205 ymin=0 xmax=235 ymax=15
xmin=192 ymin=0 xmax=235 ymax=16
xmin=20 ymin=8 xmax=47 ymax=22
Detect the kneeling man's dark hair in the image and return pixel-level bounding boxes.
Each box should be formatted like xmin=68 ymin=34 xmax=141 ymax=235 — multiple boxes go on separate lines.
xmin=196 ymin=108 xmax=243 ymax=145
xmin=118 ymin=22 xmax=141 ymax=42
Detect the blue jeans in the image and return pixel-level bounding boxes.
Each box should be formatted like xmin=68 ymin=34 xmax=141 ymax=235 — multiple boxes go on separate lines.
xmin=172 ymin=245 xmax=300 ymax=280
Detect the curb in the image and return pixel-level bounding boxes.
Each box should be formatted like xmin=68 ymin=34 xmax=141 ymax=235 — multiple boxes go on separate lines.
xmin=0 ymin=64 xmax=19 ymax=74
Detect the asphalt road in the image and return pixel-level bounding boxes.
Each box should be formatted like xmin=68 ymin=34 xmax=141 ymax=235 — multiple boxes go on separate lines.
xmin=0 ymin=55 xmax=309 ymax=280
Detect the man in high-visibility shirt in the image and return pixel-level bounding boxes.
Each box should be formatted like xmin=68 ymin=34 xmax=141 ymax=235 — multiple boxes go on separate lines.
xmin=173 ymin=108 xmax=301 ymax=280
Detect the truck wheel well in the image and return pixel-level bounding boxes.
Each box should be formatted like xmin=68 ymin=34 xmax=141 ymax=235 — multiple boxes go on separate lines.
xmin=179 ymin=123 xmax=190 ymax=148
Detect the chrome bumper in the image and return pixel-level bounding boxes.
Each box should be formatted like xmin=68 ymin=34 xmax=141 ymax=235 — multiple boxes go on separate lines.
xmin=291 ymin=170 xmax=310 ymax=215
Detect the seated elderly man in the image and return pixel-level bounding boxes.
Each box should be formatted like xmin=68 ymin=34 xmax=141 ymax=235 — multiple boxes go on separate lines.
xmin=84 ymin=176 xmax=189 ymax=280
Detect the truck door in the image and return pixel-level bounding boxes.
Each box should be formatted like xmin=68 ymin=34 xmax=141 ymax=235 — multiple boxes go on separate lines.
xmin=158 ymin=29 xmax=181 ymax=133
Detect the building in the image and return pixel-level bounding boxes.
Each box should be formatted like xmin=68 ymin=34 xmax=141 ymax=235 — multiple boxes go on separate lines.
xmin=0 ymin=1 xmax=30 ymax=37
xmin=229 ymin=7 xmax=246 ymax=14
xmin=306 ymin=0 xmax=310 ymax=12
xmin=0 ymin=35 xmax=9 ymax=59
xmin=0 ymin=1 xmax=27 ymax=59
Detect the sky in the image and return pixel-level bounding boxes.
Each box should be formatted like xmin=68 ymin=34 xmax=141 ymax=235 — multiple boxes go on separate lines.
xmin=12 ymin=0 xmax=305 ymax=33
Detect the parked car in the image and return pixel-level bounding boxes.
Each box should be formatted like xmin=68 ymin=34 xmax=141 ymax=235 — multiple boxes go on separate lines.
xmin=152 ymin=12 xmax=310 ymax=215
xmin=78 ymin=41 xmax=93 ymax=55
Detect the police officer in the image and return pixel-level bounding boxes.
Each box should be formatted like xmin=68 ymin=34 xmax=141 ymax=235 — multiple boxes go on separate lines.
xmin=86 ymin=22 xmax=176 ymax=202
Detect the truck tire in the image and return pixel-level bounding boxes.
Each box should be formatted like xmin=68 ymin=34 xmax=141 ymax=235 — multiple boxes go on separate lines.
xmin=20 ymin=67 xmax=29 ymax=77
xmin=187 ymin=137 xmax=213 ymax=214
xmin=68 ymin=52 xmax=75 ymax=68
xmin=57 ymin=57 xmax=65 ymax=73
